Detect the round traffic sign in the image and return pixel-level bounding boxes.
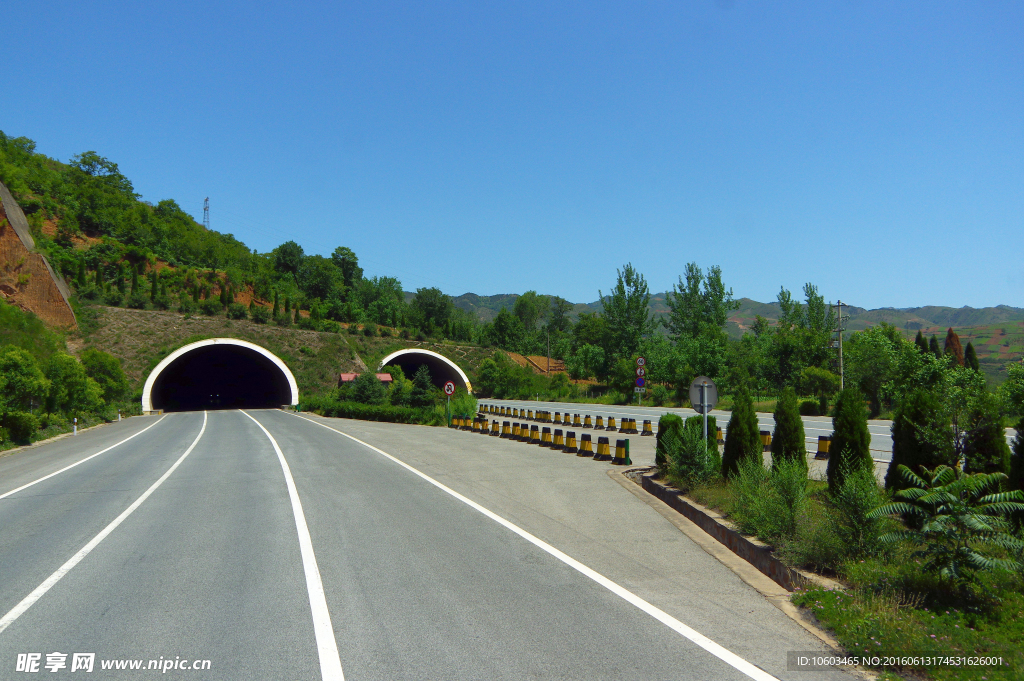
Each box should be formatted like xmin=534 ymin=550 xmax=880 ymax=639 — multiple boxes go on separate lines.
xmin=688 ymin=376 xmax=718 ymax=414
xmin=443 ymin=381 xmax=455 ymax=396
xmin=636 ymin=357 xmax=646 ymax=367
xmin=635 ymin=377 xmax=646 ymax=388
xmin=635 ymin=366 xmax=646 ymax=378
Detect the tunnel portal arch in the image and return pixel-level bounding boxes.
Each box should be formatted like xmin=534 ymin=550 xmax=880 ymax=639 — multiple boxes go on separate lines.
xmin=377 ymin=349 xmax=472 ymax=393
xmin=142 ymin=338 xmax=299 ymax=412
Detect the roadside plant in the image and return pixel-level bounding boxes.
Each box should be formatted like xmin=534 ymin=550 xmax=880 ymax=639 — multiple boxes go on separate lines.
xmin=868 ymin=465 xmax=1024 ymax=591
xmin=722 ymin=385 xmax=761 ymax=478
xmin=827 ymin=387 xmax=873 ymax=492
xmin=770 ymin=386 xmax=807 ymax=472
xmin=731 ymin=455 xmax=807 ymax=543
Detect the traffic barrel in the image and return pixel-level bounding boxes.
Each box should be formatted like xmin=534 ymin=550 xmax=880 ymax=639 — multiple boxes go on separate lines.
xmin=527 ymin=410 xmax=534 ymax=420
xmin=630 ymin=418 xmax=639 ymax=434
xmin=641 ymin=420 xmax=653 ymax=436
xmin=530 ymin=425 xmax=541 ymax=444
xmin=612 ymin=439 xmax=632 ymax=465
xmin=716 ymin=427 xmax=724 ymax=445
xmin=594 ymin=436 xmax=612 ymax=461
xmin=565 ymin=431 xmax=578 ymax=454
xmin=815 ymin=435 xmax=831 ymax=460
xmin=512 ymin=422 xmax=521 ymax=439
xmin=541 ymin=426 xmax=552 ymax=446
xmin=554 ymin=412 xmax=561 ymax=425
xmin=606 ymin=417 xmax=617 ymax=432
xmin=553 ymin=429 xmax=564 ymax=450
xmin=490 ymin=420 xmax=500 ymax=436
xmin=449 ymin=416 xmax=458 ymax=429
xmin=594 ymin=416 xmax=605 ymax=430
xmin=562 ymin=413 xmax=571 ymax=425
xmin=618 ymin=418 xmax=628 ymax=434
xmin=471 ymin=419 xmax=481 ymax=433
xmin=511 ymin=408 xmax=518 ymax=417
xmin=577 ymin=433 xmax=594 ymax=457
xmin=501 ymin=421 xmax=512 ymax=438
xmin=583 ymin=415 xmax=593 ymax=428
xmin=573 ymin=414 xmax=582 ymax=427
xmin=760 ymin=430 xmax=772 ymax=452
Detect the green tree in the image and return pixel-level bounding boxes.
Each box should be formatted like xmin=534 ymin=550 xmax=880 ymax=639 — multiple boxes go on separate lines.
xmin=410 ymin=365 xmax=435 ymax=407
xmin=476 ymin=352 xmax=531 ymax=399
xmin=886 ymin=388 xmax=952 ymax=490
xmin=79 ymin=348 xmax=129 ymax=403
xmin=546 ymin=296 xmax=574 ymax=335
xmin=1000 ymin=362 xmax=1024 ymax=416
xmin=800 ymin=366 xmax=840 ymax=415
xmin=486 ymin=308 xmax=526 ymax=352
xmin=130 ymin=266 xmax=139 ymax=294
xmin=411 ymin=288 xmax=453 ymax=336
xmin=722 ymin=385 xmax=761 ymax=478
xmin=929 ymin=335 xmax=941 ymax=359
xmin=964 ymin=341 xmax=979 ymax=372
xmin=272 ymin=290 xmax=279 ymax=318
xmin=76 ymin=258 xmax=86 ymax=287
xmin=0 ymin=347 xmax=50 ymax=412
xmin=44 ymin=353 xmax=103 ymax=415
xmin=273 ymin=240 xmax=305 ymax=275
xmin=914 ymin=329 xmax=928 ymax=354
xmin=513 ymin=291 xmax=548 ymax=333
xmin=351 ymin=372 xmax=387 ymax=405
xmin=599 ymin=263 xmax=654 ymax=358
xmin=962 ymin=392 xmax=1011 ymax=476
xmin=331 ymin=246 xmax=363 ymax=288
xmin=298 ymin=255 xmax=341 ymax=301
xmin=770 ymin=387 xmax=806 ymax=471
xmin=565 ymin=343 xmax=605 ymax=381
xmin=664 ymin=262 xmax=738 ymax=341
xmin=827 ymin=387 xmax=873 ymax=491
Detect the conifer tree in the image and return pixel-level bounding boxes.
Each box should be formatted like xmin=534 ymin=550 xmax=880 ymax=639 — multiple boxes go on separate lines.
xmin=192 ymin=284 xmax=200 ymax=303
xmin=886 ymin=388 xmax=951 ymax=489
xmin=95 ymin=264 xmax=103 ymax=288
xmin=284 ymin=296 xmax=291 ymax=316
xmin=76 ymin=258 xmax=86 ymax=287
xmin=130 ymin=266 xmax=139 ymax=294
xmin=964 ymin=342 xmax=980 ymax=372
xmin=963 ymin=393 xmax=1011 ymax=475
xmin=770 ymin=386 xmax=806 ymax=471
xmin=827 ymin=387 xmax=873 ymax=492
xmin=273 ymin=290 xmax=279 ymax=318
xmin=914 ymin=329 xmax=928 ymax=354
xmin=150 ymin=269 xmax=158 ymax=301
xmin=944 ymin=327 xmax=965 ymax=366
xmin=117 ymin=263 xmax=126 ymax=294
xmin=929 ymin=335 xmax=941 ymax=359
xmin=722 ymin=385 xmax=761 ymax=478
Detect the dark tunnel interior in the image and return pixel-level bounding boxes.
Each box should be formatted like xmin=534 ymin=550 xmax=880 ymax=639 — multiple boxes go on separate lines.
xmin=151 ymin=345 xmax=292 ymax=412
xmin=382 ymin=353 xmax=466 ymax=391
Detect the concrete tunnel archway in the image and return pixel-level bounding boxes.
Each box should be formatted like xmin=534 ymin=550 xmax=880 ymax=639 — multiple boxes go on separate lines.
xmin=377 ymin=349 xmax=472 ymax=393
xmin=142 ymin=338 xmax=299 ymax=412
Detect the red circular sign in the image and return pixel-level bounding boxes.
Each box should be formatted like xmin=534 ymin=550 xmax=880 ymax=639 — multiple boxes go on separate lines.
xmin=443 ymin=381 xmax=455 ymax=395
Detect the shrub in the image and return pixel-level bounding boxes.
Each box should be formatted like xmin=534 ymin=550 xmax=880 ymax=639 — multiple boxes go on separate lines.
xmin=827 ymin=463 xmax=889 ymax=561
xmin=126 ymin=291 xmax=149 ymax=309
xmin=296 ymin=316 xmax=317 ymax=330
xmin=722 ymin=385 xmax=761 ymax=478
xmin=798 ymin=399 xmax=819 ymax=416
xmin=655 ymin=414 xmax=684 ymax=469
xmin=300 ymin=396 xmax=427 ymax=424
xmin=887 ymin=388 xmax=951 ymax=490
xmin=363 ymin=323 xmax=377 ymax=337
xmin=1 ymin=411 xmax=38 ymax=443
xmin=351 ymin=372 xmax=387 ymax=405
xmin=177 ymin=296 xmax=196 ymax=314
xmin=80 ymin=348 xmax=129 ymax=403
xmin=250 ymin=306 xmax=271 ymax=324
xmin=651 ymin=384 xmax=669 ymax=407
xmin=319 ymin=320 xmax=341 ymax=334
xmin=103 ymin=290 xmax=124 ymax=306
xmin=226 ymin=303 xmax=248 ymax=320
xmin=199 ymin=298 xmax=222 ymax=316
xmin=731 ymin=455 xmax=807 ymax=544
xmin=771 ymin=387 xmax=807 ymax=471
xmin=379 ymin=326 xmax=392 ymax=338
xmin=827 ymin=387 xmax=873 ymax=492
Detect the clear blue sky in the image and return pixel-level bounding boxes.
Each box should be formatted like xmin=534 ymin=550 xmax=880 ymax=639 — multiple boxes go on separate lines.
xmin=3 ymin=1 xmax=1021 ymax=309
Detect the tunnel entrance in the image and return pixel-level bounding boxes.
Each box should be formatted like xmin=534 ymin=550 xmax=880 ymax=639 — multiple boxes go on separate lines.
xmin=142 ymin=339 xmax=299 ymax=413
xmin=377 ymin=349 xmax=472 ymax=393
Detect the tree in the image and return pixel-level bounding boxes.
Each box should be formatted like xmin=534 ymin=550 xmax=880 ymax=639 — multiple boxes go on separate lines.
xmin=476 ymin=353 xmax=531 ymax=399
xmin=962 ymin=392 xmax=1011 ymax=476
xmin=827 ymin=387 xmax=873 ymax=492
xmin=964 ymin=341 xmax=980 ymax=372
xmin=486 ymin=308 xmax=526 ymax=352
xmin=929 ymin=335 xmax=942 ymax=359
xmin=44 ymin=353 xmax=103 ymax=415
xmin=273 ymin=240 xmax=305 ymax=275
xmin=770 ymin=387 xmax=807 ymax=471
xmin=915 ymin=330 xmax=928 ymax=354
xmin=298 ymin=255 xmax=341 ymax=301
xmin=411 ymin=288 xmax=453 ymax=336
xmin=722 ymin=385 xmax=761 ymax=478
xmin=546 ymin=296 xmax=574 ymax=335
xmin=886 ymin=388 xmax=952 ymax=490
xmin=272 ymin=290 xmax=279 ymax=318
xmin=944 ymin=327 xmax=964 ymax=366
xmin=513 ymin=291 xmax=548 ymax=333
xmin=565 ymin=343 xmax=605 ymax=381
xmin=664 ymin=262 xmax=738 ymax=341
xmin=800 ymin=366 xmax=840 ymax=415
xmin=331 ymin=246 xmax=363 ymax=288
xmin=600 ymin=263 xmax=654 ymax=358
xmin=0 ymin=347 xmax=50 ymax=412
xmin=351 ymin=372 xmax=387 ymax=405
xmin=76 ymin=258 xmax=86 ymax=287
xmin=1000 ymin=362 xmax=1024 ymax=416
xmin=409 ymin=365 xmax=435 ymax=407
xmin=79 ymin=348 xmax=129 ymax=403
xmin=130 ymin=266 xmax=139 ymax=294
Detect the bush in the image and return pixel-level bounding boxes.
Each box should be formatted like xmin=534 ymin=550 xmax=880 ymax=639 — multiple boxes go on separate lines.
xmin=226 ymin=302 xmax=248 ymax=320
xmin=798 ymin=399 xmax=819 ymax=416
xmin=655 ymin=414 xmax=684 ymax=469
xmin=827 ymin=387 xmax=873 ymax=492
xmin=319 ymin=320 xmax=341 ymax=334
xmin=351 ymin=372 xmax=387 ymax=405
xmin=363 ymin=322 xmax=377 ymax=337
xmin=723 ymin=385 xmax=761 ymax=478
xmin=651 ymin=384 xmax=669 ymax=407
xmin=379 ymin=326 xmax=392 ymax=338
xmin=274 ymin=314 xmax=292 ymax=327
xmin=827 ymin=463 xmax=889 ymax=561
xmin=103 ymin=290 xmax=124 ymax=306
xmin=199 ymin=298 xmax=222 ymax=316
xmin=731 ymin=455 xmax=807 ymax=544
xmin=1 ymin=411 xmax=38 ymax=443
xmin=301 ymin=396 xmax=428 ymax=424
xmin=177 ymin=296 xmax=196 ymax=314
xmin=126 ymin=291 xmax=149 ymax=309
xmin=250 ymin=306 xmax=271 ymax=324
xmin=151 ymin=294 xmax=172 ymax=311
xmin=771 ymin=387 xmax=807 ymax=472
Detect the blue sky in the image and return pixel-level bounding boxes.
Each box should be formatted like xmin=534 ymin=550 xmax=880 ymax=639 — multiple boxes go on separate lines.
xmin=3 ymin=1 xmax=1021 ymax=309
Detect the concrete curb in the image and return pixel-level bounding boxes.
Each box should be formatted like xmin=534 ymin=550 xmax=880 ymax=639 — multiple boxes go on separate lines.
xmin=605 ymin=466 xmax=849 ymax=655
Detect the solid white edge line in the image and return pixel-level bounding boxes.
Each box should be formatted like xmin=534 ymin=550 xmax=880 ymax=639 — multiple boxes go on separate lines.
xmin=291 ymin=412 xmax=779 ymax=681
xmin=241 ymin=411 xmax=344 ymax=681
xmin=0 ymin=412 xmax=207 ymax=636
xmin=0 ymin=414 xmax=169 ymax=501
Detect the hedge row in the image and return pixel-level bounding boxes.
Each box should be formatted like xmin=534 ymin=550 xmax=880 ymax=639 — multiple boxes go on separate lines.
xmin=300 ymin=396 xmax=430 ymax=424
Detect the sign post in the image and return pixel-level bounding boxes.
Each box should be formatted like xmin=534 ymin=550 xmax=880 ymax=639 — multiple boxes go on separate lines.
xmin=635 ymin=357 xmax=646 ymax=406
xmin=443 ymin=381 xmax=455 ymax=426
xmin=688 ymin=376 xmax=718 ymax=442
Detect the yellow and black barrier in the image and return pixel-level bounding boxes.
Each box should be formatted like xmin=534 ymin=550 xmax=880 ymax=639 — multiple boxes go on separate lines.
xmin=472 ymin=419 xmax=481 ymax=433
xmin=553 ymin=429 xmax=564 ymax=450
xmin=562 ymin=413 xmax=571 ymax=426
xmin=565 ymin=431 xmax=578 ymax=454
xmin=577 ymin=433 xmax=594 ymax=457
xmin=594 ymin=436 xmax=612 ymax=461
xmin=612 ymin=438 xmax=632 ymax=465
xmin=594 ymin=416 xmax=605 ymax=430
xmin=641 ymin=420 xmax=653 ymax=436
xmin=815 ymin=435 xmax=831 ymax=459
xmin=512 ymin=422 xmax=521 ymax=439
xmin=490 ymin=420 xmax=500 ymax=436
xmin=760 ymin=430 xmax=772 ymax=452
xmin=716 ymin=427 xmax=724 ymax=445
xmin=530 ymin=425 xmax=541 ymax=444
xmin=501 ymin=421 xmax=512 ymax=438
xmin=583 ymin=414 xmax=593 ymax=428
xmin=527 ymin=410 xmax=534 ymax=420
xmin=449 ymin=416 xmax=458 ymax=429
xmin=539 ymin=426 xmax=551 ymax=446
xmin=554 ymin=412 xmax=561 ymax=425
xmin=606 ymin=417 xmax=617 ymax=432
xmin=618 ymin=418 xmax=628 ymax=434
xmin=511 ymin=408 xmax=518 ymax=418
xmin=573 ymin=414 xmax=582 ymax=427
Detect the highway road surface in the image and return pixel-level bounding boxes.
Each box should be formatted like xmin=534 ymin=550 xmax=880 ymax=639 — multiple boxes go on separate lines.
xmin=0 ymin=411 xmax=854 ymax=680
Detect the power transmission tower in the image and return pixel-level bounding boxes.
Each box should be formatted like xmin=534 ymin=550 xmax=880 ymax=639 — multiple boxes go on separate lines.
xmin=203 ymin=198 xmax=209 ymax=229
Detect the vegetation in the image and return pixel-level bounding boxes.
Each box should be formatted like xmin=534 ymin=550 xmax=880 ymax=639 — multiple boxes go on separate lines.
xmin=827 ymin=387 xmax=873 ymax=492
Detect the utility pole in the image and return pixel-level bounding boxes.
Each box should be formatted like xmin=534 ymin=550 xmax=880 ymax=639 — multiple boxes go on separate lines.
xmin=834 ymin=299 xmax=847 ymax=390
xmin=203 ymin=198 xmax=209 ymax=229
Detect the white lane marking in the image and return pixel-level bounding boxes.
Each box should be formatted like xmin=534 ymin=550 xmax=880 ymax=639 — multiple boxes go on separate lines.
xmin=0 ymin=412 xmax=207 ymax=636
xmin=241 ymin=411 xmax=344 ymax=681
xmin=292 ymin=413 xmax=779 ymax=681
xmin=0 ymin=415 xmax=168 ymax=500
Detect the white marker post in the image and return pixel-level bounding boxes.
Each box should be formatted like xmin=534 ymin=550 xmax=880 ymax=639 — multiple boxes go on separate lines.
xmin=73 ymin=417 xmax=77 ymax=436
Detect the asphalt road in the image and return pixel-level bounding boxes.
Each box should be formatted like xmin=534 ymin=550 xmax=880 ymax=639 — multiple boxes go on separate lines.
xmin=0 ymin=411 xmax=853 ymax=680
